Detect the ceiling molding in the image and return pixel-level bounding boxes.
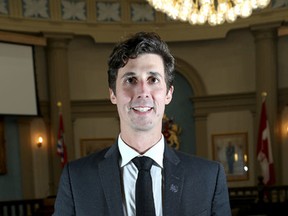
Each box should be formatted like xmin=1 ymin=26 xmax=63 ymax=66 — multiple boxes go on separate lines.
xmin=0 ymin=2 xmax=287 ymax=42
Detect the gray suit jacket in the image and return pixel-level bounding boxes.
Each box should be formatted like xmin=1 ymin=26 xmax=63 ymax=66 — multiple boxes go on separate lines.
xmin=53 ymin=142 xmax=231 ymax=216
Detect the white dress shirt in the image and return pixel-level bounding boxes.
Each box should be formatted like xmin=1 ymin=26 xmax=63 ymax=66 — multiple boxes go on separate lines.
xmin=118 ymin=134 xmax=164 ymax=216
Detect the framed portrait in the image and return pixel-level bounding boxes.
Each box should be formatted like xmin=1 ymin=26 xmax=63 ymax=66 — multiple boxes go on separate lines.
xmin=0 ymin=119 xmax=7 ymax=174
xmin=212 ymin=132 xmax=249 ymax=181
xmin=80 ymin=138 xmax=115 ymax=157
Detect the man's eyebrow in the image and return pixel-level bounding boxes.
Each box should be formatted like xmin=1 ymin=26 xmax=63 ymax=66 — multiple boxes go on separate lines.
xmin=120 ymin=72 xmax=135 ymax=79
xmin=149 ymin=71 xmax=163 ymax=78
xmin=120 ymin=71 xmax=163 ymax=79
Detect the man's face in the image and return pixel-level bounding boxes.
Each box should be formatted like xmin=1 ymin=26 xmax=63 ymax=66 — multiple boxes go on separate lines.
xmin=109 ymin=53 xmax=173 ymax=134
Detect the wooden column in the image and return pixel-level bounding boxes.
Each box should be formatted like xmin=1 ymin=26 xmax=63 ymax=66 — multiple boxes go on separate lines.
xmin=45 ymin=33 xmax=74 ymax=195
xmin=251 ymin=22 xmax=281 ymax=184
xmin=194 ymin=115 xmax=208 ymax=158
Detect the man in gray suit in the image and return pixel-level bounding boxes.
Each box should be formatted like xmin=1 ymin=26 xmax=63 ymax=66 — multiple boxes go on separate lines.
xmin=53 ymin=32 xmax=232 ymax=216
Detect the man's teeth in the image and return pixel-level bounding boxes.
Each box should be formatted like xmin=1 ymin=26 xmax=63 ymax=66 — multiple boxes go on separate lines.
xmin=133 ymin=107 xmax=151 ymax=112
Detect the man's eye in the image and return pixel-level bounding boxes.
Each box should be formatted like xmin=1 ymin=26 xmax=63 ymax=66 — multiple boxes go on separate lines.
xmin=148 ymin=77 xmax=159 ymax=84
xmin=126 ymin=77 xmax=137 ymax=84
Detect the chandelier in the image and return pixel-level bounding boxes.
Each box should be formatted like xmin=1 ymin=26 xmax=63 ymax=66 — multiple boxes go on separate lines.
xmin=146 ymin=0 xmax=271 ymax=26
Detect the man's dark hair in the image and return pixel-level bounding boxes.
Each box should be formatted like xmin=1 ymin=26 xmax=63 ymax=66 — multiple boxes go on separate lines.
xmin=107 ymin=32 xmax=175 ymax=94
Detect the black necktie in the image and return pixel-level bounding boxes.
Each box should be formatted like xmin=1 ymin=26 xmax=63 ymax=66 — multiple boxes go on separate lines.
xmin=132 ymin=156 xmax=156 ymax=216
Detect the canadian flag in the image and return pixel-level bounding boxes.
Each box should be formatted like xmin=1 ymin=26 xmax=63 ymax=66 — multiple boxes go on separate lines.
xmin=57 ymin=112 xmax=68 ymax=168
xmin=257 ymin=100 xmax=276 ymax=185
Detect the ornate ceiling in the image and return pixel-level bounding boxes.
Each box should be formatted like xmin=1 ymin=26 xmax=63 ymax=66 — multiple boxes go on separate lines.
xmin=0 ymin=0 xmax=287 ymax=42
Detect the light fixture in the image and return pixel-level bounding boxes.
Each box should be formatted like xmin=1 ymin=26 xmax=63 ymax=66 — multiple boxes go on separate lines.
xmin=146 ymin=0 xmax=271 ymax=26
xmin=37 ymin=136 xmax=43 ymax=148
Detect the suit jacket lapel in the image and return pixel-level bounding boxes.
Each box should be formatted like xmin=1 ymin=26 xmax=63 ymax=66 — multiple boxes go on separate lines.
xmin=99 ymin=143 xmax=124 ymax=216
xmin=163 ymin=145 xmax=184 ymax=216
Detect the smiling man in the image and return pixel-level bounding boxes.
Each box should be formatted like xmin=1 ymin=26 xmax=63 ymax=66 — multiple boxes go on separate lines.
xmin=53 ymin=32 xmax=232 ymax=216
xmin=110 ymin=53 xmax=173 ymax=154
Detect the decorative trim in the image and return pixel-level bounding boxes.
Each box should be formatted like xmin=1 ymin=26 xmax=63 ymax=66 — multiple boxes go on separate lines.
xmin=0 ymin=31 xmax=46 ymax=46
xmin=192 ymin=92 xmax=256 ymax=118
xmin=70 ymin=99 xmax=118 ymax=118
xmin=0 ymin=1 xmax=287 ymax=42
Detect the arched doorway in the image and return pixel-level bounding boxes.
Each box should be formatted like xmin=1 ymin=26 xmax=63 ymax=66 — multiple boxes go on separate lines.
xmin=165 ymin=71 xmax=195 ymax=154
xmin=165 ymin=58 xmax=206 ymax=155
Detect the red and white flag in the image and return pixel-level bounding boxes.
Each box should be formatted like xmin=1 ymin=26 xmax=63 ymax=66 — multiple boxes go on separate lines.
xmin=57 ymin=112 xmax=68 ymax=168
xmin=257 ymin=100 xmax=276 ymax=185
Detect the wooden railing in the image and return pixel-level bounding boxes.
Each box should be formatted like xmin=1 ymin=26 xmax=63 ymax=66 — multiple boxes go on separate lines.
xmin=229 ymin=184 xmax=288 ymax=216
xmin=0 ymin=199 xmax=42 ymax=216
xmin=0 ymin=197 xmax=54 ymax=216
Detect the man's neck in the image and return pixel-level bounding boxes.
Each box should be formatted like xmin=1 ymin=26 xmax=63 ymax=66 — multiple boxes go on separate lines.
xmin=120 ymin=131 xmax=162 ymax=154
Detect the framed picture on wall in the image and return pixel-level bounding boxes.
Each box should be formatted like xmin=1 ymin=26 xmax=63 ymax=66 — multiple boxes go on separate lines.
xmin=212 ymin=132 xmax=249 ymax=181
xmin=80 ymin=138 xmax=115 ymax=157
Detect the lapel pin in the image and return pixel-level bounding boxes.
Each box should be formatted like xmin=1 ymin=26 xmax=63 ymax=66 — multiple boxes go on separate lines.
xmin=170 ymin=184 xmax=178 ymax=193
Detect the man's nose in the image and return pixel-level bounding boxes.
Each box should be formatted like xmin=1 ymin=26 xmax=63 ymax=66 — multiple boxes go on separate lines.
xmin=136 ymin=81 xmax=150 ymax=98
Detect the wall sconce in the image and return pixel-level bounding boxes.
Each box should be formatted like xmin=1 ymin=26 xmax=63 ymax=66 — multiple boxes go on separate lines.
xmin=37 ymin=136 xmax=43 ymax=148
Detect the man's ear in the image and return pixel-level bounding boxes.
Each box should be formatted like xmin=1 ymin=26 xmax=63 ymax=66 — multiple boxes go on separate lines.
xmin=165 ymin=86 xmax=174 ymax=105
xmin=109 ymin=88 xmax=117 ymax=104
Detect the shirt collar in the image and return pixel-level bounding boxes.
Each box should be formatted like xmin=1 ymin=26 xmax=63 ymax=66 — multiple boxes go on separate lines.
xmin=118 ymin=134 xmax=164 ymax=168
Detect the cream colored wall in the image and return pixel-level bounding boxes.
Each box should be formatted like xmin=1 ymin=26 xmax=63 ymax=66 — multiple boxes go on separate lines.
xmin=68 ymin=37 xmax=120 ymax=161
xmin=276 ymin=35 xmax=288 ymax=185
xmin=68 ymin=29 xmax=257 ymax=98
xmin=41 ymin=30 xmax=288 ymax=101
xmin=278 ymin=36 xmax=288 ymax=88
xmin=30 ymin=119 xmax=50 ymax=198
xmin=169 ymin=29 xmax=256 ymax=95
xmin=34 ymin=46 xmax=49 ymax=101
xmin=73 ymin=117 xmax=119 ymax=159
xmin=68 ymin=36 xmax=114 ymax=100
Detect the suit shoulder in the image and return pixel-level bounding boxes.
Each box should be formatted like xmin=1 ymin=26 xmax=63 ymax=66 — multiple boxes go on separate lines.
xmin=67 ymin=146 xmax=110 ymax=170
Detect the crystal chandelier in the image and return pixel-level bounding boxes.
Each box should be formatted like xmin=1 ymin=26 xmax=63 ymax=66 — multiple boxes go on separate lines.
xmin=146 ymin=0 xmax=271 ymax=26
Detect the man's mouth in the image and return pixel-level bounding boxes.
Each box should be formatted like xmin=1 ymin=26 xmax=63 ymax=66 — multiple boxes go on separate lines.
xmin=131 ymin=107 xmax=153 ymax=112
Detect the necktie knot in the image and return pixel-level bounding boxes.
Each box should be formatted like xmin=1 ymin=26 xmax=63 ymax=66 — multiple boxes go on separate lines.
xmin=132 ymin=156 xmax=154 ymax=171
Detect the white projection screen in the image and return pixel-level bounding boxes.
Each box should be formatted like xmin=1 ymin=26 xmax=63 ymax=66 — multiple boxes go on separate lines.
xmin=0 ymin=41 xmax=39 ymax=116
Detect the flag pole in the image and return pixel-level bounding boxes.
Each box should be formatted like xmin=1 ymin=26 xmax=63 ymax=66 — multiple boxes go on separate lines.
xmin=261 ymin=91 xmax=267 ymax=102
xmin=57 ymin=101 xmax=62 ymax=112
